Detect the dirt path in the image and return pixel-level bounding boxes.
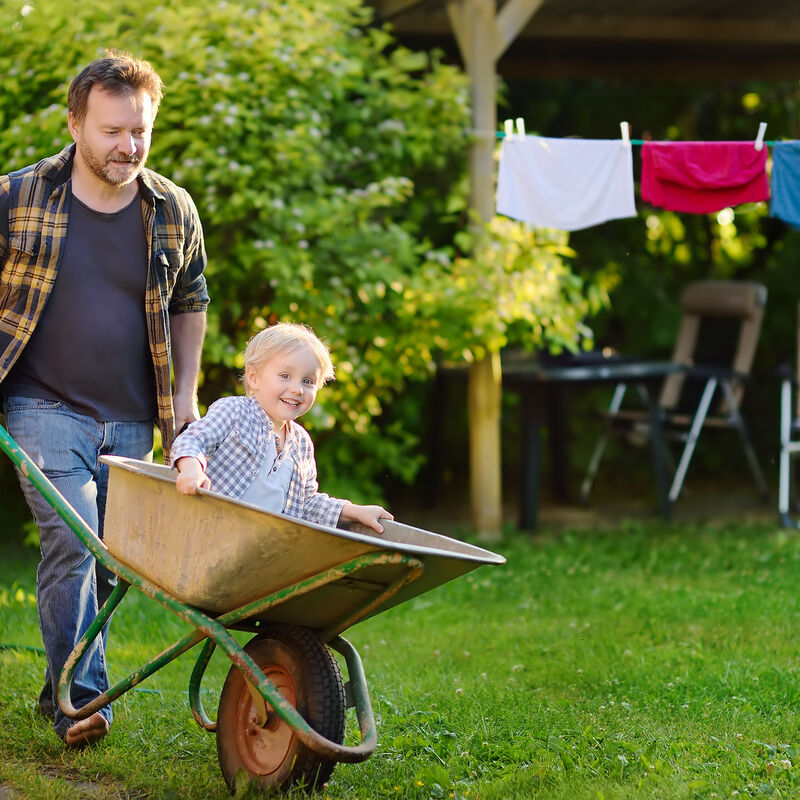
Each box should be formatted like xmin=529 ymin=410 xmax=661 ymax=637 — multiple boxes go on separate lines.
xmin=1 ymin=764 xmax=147 ymax=800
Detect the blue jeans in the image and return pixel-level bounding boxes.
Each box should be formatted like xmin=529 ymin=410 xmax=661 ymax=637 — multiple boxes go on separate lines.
xmin=2 ymin=397 xmax=153 ymax=740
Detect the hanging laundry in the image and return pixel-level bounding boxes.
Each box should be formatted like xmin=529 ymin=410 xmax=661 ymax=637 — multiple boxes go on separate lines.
xmin=496 ymin=136 xmax=636 ymax=231
xmin=641 ymin=141 xmax=769 ymax=214
xmin=769 ymin=141 xmax=800 ymax=229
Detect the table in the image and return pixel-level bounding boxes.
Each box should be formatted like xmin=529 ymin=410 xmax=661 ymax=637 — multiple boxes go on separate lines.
xmin=431 ymin=355 xmax=687 ymax=531
xmin=503 ymin=356 xmax=688 ymax=529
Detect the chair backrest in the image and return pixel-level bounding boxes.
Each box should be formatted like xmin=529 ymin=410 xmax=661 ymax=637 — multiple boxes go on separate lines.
xmin=659 ymin=280 xmax=767 ymax=413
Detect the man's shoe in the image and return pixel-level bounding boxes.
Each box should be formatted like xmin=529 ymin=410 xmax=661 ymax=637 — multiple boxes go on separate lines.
xmin=35 ymin=683 xmax=56 ymax=721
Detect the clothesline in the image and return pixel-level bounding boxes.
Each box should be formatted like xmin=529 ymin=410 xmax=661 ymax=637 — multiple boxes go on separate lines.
xmin=495 ymin=118 xmax=775 ymax=151
xmin=493 ymin=131 xmax=780 ymax=146
xmin=495 ymin=134 xmax=800 ymax=231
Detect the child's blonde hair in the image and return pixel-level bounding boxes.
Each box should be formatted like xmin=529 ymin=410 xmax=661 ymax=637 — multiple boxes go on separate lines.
xmin=243 ymin=322 xmax=335 ymax=395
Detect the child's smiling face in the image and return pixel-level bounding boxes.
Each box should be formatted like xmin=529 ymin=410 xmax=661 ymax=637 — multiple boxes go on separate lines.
xmin=245 ymin=345 xmax=322 ymax=428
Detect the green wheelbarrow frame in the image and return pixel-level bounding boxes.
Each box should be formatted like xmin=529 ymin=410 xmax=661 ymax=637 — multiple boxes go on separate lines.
xmin=0 ymin=423 xmax=404 ymax=761
xmin=0 ymin=423 xmax=504 ymax=773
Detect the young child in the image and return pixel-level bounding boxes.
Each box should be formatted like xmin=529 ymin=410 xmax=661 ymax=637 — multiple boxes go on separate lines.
xmin=171 ymin=322 xmax=393 ymax=533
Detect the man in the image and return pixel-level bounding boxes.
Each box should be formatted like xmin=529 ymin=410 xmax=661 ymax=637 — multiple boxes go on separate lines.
xmin=0 ymin=52 xmax=208 ymax=747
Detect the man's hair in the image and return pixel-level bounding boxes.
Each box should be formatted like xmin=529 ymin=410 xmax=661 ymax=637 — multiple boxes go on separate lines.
xmin=68 ymin=50 xmax=164 ymax=124
xmin=243 ymin=323 xmax=335 ymax=394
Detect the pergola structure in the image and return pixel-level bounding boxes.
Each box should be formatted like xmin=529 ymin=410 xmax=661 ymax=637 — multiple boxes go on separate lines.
xmin=367 ymin=0 xmax=800 ymax=539
xmin=372 ymin=1 xmax=800 ymax=80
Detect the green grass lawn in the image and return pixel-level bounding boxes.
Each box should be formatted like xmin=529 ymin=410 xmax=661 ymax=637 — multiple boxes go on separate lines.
xmin=2 ymin=518 xmax=800 ymax=799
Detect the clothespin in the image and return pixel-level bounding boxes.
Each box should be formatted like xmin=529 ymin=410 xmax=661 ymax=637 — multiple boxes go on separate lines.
xmin=620 ymin=121 xmax=631 ymax=146
xmin=754 ymin=121 xmax=767 ymax=151
xmin=503 ymin=118 xmax=514 ymax=140
xmin=515 ymin=117 xmax=526 ymax=139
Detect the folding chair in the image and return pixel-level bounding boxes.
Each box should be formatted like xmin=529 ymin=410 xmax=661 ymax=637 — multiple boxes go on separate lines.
xmin=580 ymin=280 xmax=769 ymax=504
xmin=779 ymin=302 xmax=800 ymax=527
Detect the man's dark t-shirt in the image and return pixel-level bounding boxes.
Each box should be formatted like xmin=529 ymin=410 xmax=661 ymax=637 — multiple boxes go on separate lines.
xmin=3 ymin=190 xmax=156 ymax=421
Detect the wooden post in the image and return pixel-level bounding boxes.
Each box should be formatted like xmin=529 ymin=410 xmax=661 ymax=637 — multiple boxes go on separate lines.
xmin=465 ymin=0 xmax=501 ymax=538
xmin=468 ymin=352 xmax=502 ymax=537
xmin=446 ymin=0 xmax=543 ymax=539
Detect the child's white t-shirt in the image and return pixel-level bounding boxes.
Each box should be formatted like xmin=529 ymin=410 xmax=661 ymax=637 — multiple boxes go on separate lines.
xmin=238 ymin=431 xmax=293 ymax=513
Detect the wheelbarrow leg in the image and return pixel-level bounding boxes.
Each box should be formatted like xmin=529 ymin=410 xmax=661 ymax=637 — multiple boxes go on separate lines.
xmin=58 ymin=580 xmax=130 ymax=719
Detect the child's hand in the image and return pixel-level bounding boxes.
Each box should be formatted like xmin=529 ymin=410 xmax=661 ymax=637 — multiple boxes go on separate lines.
xmin=175 ymin=457 xmax=211 ymax=495
xmin=341 ymin=502 xmax=394 ymax=534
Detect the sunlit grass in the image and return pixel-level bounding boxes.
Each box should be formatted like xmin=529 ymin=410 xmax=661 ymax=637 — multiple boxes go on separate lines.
xmin=1 ymin=519 xmax=800 ymax=798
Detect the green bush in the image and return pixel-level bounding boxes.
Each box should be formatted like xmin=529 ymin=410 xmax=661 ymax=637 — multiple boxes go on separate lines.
xmin=410 ymin=215 xmax=616 ymax=361
xmin=1 ymin=0 xmax=604 ymax=503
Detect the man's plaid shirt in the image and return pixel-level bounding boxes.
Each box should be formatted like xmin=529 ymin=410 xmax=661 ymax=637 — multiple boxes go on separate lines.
xmin=0 ymin=144 xmax=209 ymax=458
xmin=170 ymin=395 xmax=346 ymax=528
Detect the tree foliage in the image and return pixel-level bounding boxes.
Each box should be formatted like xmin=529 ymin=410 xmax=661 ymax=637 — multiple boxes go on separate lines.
xmin=1 ymin=0 xmax=602 ymax=501
xmin=409 ymin=216 xmax=614 ymax=362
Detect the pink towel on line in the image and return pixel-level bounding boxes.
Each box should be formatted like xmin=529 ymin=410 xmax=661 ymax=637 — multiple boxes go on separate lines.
xmin=641 ymin=141 xmax=769 ymax=214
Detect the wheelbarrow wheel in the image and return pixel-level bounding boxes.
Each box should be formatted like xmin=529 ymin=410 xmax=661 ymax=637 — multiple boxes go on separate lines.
xmin=216 ymin=624 xmax=346 ymax=792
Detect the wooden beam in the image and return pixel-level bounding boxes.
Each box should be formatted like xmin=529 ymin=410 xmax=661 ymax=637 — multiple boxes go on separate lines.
xmin=520 ymin=15 xmax=800 ymax=44
xmin=465 ymin=0 xmax=496 ymax=222
xmin=494 ymin=0 xmax=544 ymax=59
xmin=370 ymin=0 xmax=428 ymax=19
xmin=445 ymin=0 xmax=472 ymax=70
xmin=498 ymin=50 xmax=800 ymax=81
xmin=383 ymin=10 xmax=800 ymax=45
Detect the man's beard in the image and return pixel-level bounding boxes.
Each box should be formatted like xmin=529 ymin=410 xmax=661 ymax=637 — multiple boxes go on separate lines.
xmin=79 ymin=139 xmax=147 ymax=187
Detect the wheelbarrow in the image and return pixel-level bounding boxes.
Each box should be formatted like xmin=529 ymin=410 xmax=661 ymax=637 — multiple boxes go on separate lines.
xmin=0 ymin=425 xmax=505 ymax=792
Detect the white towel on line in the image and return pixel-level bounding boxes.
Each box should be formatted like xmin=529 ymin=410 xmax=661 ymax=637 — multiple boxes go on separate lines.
xmin=496 ymin=136 xmax=637 ymax=231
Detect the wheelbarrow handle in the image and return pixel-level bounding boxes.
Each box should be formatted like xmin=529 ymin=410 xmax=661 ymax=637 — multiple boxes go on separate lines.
xmin=0 ymin=424 xmax=107 ymax=560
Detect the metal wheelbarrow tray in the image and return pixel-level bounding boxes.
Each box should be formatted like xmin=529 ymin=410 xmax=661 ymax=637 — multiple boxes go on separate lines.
xmin=0 ymin=428 xmax=504 ymax=793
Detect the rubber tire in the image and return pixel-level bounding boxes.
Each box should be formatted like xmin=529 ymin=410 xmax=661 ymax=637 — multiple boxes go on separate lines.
xmin=216 ymin=625 xmax=346 ymax=792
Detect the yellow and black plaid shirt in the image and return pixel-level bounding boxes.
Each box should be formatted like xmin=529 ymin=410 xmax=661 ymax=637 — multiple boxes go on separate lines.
xmin=0 ymin=144 xmax=209 ymax=457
